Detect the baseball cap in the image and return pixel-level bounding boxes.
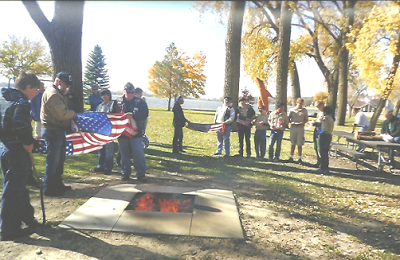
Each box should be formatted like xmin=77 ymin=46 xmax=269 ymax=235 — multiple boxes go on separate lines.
xmin=56 ymin=72 xmax=72 ymax=85
xmin=224 ymin=96 xmax=232 ymax=101
xmin=124 ymin=82 xmax=134 ymax=91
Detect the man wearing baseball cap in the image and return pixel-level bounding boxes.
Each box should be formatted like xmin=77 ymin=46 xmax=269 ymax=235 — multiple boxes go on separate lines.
xmin=115 ymin=82 xmax=148 ymax=182
xmin=40 ymin=71 xmax=76 ymax=196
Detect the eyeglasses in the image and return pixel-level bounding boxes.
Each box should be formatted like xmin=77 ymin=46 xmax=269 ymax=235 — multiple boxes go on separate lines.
xmin=126 ymin=91 xmax=135 ymax=94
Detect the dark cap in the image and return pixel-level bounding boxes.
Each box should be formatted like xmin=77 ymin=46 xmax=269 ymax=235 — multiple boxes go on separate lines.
xmin=56 ymin=72 xmax=72 ymax=85
xmin=224 ymin=96 xmax=232 ymax=101
xmin=91 ymin=84 xmax=99 ymax=89
xmin=124 ymin=82 xmax=134 ymax=91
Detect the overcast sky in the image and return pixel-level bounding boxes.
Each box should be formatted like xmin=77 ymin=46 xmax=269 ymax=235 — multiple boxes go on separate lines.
xmin=0 ymin=1 xmax=325 ymax=99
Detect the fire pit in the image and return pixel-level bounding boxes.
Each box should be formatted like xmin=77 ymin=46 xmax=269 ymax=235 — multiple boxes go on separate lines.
xmin=126 ymin=192 xmax=195 ymax=213
xmin=59 ymin=184 xmax=244 ymax=239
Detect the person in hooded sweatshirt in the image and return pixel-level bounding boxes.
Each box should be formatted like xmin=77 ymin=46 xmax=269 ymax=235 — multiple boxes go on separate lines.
xmin=0 ymin=71 xmax=41 ymax=241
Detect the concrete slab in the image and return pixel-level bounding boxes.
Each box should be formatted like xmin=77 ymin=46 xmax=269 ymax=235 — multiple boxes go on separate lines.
xmin=59 ymin=198 xmax=128 ymax=231
xmin=194 ymin=192 xmax=238 ymax=216
xmin=196 ymin=189 xmax=235 ymax=200
xmin=132 ymin=184 xmax=197 ymax=194
xmin=94 ymin=184 xmax=139 ymax=201
xmin=113 ymin=210 xmax=192 ymax=236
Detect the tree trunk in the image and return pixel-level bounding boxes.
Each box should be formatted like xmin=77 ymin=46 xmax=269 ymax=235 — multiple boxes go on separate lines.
xmin=223 ymin=1 xmax=245 ymax=110
xmin=290 ymin=60 xmax=301 ymax=107
xmin=395 ymin=100 xmax=400 ymax=116
xmin=368 ymin=98 xmax=386 ymax=131
xmin=23 ymin=1 xmax=84 ymax=112
xmin=326 ymin=71 xmax=339 ymax=118
xmin=336 ymin=0 xmax=356 ymax=126
xmin=276 ymin=2 xmax=293 ymax=112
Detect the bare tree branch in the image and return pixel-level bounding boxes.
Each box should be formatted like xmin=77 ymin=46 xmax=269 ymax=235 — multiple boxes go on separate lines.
xmin=251 ymin=0 xmax=279 ymax=34
xmin=22 ymin=1 xmax=52 ymax=38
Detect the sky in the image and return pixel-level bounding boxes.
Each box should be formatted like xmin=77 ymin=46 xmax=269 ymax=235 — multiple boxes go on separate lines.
xmin=0 ymin=1 xmax=325 ymax=99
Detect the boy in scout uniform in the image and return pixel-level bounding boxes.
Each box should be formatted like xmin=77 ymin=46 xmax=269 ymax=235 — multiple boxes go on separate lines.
xmin=288 ymin=98 xmax=308 ymax=164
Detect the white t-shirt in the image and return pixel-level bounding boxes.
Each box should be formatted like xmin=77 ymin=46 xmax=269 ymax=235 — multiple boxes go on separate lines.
xmin=355 ymin=112 xmax=370 ymax=128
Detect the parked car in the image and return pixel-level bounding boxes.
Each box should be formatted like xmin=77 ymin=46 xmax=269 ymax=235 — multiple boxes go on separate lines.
xmin=306 ymin=107 xmax=319 ymax=118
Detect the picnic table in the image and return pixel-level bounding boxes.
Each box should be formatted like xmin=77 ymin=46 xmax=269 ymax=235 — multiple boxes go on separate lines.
xmin=332 ymin=130 xmax=400 ymax=172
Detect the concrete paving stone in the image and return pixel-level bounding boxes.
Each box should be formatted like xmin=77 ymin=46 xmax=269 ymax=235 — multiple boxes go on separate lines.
xmin=113 ymin=210 xmax=192 ymax=236
xmin=59 ymin=198 xmax=128 ymax=231
xmin=132 ymin=184 xmax=198 ymax=194
xmin=196 ymin=189 xmax=235 ymax=200
xmin=193 ymin=192 xmax=238 ymax=216
xmin=94 ymin=184 xmax=139 ymax=201
xmin=190 ymin=208 xmax=244 ymax=239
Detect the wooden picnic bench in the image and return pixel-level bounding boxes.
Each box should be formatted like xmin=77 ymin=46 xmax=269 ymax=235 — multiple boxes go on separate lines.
xmin=332 ymin=130 xmax=400 ymax=173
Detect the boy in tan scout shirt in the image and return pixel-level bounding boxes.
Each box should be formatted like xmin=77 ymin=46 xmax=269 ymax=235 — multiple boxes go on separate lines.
xmin=288 ymin=98 xmax=308 ymax=164
xmin=268 ymin=102 xmax=289 ymax=161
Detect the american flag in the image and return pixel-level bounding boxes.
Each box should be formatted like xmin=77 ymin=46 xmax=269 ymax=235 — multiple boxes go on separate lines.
xmin=33 ymin=112 xmax=129 ymax=155
xmin=185 ymin=122 xmax=224 ymax=133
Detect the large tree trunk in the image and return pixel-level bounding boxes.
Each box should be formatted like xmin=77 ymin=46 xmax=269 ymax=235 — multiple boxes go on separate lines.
xmin=23 ymin=1 xmax=84 ymax=112
xmin=276 ymin=2 xmax=293 ymax=111
xmin=290 ymin=60 xmax=301 ymax=107
xmin=326 ymin=71 xmax=339 ymax=118
xmin=368 ymin=98 xmax=386 ymax=131
xmin=336 ymin=0 xmax=356 ymax=126
xmin=223 ymin=1 xmax=245 ymax=110
xmin=395 ymin=100 xmax=400 ymax=116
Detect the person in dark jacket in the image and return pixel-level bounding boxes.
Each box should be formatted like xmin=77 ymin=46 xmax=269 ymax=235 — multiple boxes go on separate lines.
xmin=0 ymin=71 xmax=41 ymax=241
xmin=88 ymin=84 xmax=102 ymax=111
xmin=172 ymin=96 xmax=189 ymax=153
xmin=235 ymin=97 xmax=255 ymax=157
xmin=115 ymin=82 xmax=148 ymax=181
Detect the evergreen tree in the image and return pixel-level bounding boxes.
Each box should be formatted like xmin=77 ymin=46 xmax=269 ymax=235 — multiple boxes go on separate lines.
xmin=84 ymin=44 xmax=109 ymax=91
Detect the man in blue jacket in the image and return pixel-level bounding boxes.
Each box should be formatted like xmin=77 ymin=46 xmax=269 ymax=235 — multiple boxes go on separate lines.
xmin=116 ymin=82 xmax=148 ymax=181
xmin=88 ymin=84 xmax=102 ymax=111
xmin=30 ymin=81 xmax=45 ymax=139
xmin=0 ymin=71 xmax=41 ymax=241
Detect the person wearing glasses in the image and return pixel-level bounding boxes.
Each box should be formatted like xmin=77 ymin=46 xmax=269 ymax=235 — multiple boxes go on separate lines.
xmin=115 ymin=82 xmax=148 ymax=182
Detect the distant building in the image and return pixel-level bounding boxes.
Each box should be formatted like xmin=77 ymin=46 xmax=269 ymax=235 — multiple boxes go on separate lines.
xmin=350 ymin=98 xmax=394 ymax=112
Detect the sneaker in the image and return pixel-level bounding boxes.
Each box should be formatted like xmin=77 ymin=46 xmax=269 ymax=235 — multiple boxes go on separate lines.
xmin=316 ymin=168 xmax=329 ymax=174
xmin=223 ymin=154 xmax=230 ymax=158
xmin=137 ymin=175 xmax=147 ymax=182
xmin=273 ymin=158 xmax=280 ymax=162
xmin=288 ymin=157 xmax=294 ymax=163
xmin=213 ymin=152 xmax=222 ymax=155
xmin=233 ymin=153 xmax=243 ymax=157
xmin=121 ymin=175 xmax=130 ymax=181
xmin=44 ymin=188 xmax=64 ymax=197
xmin=93 ymin=167 xmax=104 ymax=172
xmin=297 ymin=159 xmax=303 ymax=164
xmin=0 ymin=228 xmax=33 ymax=241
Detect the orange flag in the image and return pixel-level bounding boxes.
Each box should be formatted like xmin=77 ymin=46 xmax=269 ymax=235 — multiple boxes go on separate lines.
xmin=256 ymin=78 xmax=273 ymax=111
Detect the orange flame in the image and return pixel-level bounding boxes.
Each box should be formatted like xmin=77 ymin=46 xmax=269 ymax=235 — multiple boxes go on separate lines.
xmin=134 ymin=192 xmax=155 ymax=211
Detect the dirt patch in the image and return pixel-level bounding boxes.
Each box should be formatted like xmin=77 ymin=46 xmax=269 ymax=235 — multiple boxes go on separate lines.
xmin=0 ymin=155 xmax=399 ymax=260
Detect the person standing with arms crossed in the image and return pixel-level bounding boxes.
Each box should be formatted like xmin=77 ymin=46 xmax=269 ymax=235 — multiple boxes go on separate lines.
xmin=41 ymin=72 xmax=76 ymax=196
xmin=288 ymin=98 xmax=308 ymax=164
xmin=172 ymin=96 xmax=189 ymax=153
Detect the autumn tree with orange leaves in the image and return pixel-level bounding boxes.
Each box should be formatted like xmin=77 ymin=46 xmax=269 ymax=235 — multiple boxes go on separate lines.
xmin=148 ymin=42 xmax=207 ymax=111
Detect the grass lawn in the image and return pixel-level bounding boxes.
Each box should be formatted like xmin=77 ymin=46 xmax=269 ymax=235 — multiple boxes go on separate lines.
xmin=0 ymin=107 xmax=399 ymax=259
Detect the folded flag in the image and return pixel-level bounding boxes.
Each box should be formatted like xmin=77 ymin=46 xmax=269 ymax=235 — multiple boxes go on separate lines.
xmin=33 ymin=112 xmax=129 ymax=155
xmin=186 ymin=122 xmax=224 ymax=133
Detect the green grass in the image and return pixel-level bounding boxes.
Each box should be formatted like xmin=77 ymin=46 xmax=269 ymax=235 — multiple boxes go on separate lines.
xmin=1 ymin=106 xmax=399 ymax=259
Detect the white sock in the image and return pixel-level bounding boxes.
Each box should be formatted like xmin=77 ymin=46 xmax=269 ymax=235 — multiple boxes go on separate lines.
xmin=290 ymin=155 xmax=293 ymax=159
xmin=298 ymin=156 xmax=302 ymax=160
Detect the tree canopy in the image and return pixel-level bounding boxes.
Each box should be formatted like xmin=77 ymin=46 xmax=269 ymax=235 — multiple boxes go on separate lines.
xmin=148 ymin=42 xmax=207 ymax=110
xmin=0 ymin=35 xmax=52 ymax=79
xmin=84 ymin=44 xmax=110 ymax=93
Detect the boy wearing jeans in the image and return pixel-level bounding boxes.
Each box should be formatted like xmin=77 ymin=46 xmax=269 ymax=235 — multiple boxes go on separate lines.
xmin=268 ymin=102 xmax=289 ymax=162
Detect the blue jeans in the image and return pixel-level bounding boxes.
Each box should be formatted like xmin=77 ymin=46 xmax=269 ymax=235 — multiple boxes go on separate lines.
xmin=358 ymin=126 xmax=369 ymax=151
xmin=269 ymin=130 xmax=284 ymax=160
xmin=254 ymin=129 xmax=266 ymax=158
xmin=1 ymin=144 xmax=34 ymax=234
xmin=216 ymin=124 xmax=232 ymax=155
xmin=97 ymin=142 xmax=114 ymax=171
xmin=42 ymin=128 xmax=66 ymax=192
xmin=118 ymin=136 xmax=146 ymax=178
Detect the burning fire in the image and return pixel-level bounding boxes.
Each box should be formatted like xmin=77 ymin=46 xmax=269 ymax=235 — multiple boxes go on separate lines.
xmin=131 ymin=193 xmax=194 ymax=213
xmin=158 ymin=197 xmax=192 ymax=213
xmin=134 ymin=192 xmax=155 ymax=212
